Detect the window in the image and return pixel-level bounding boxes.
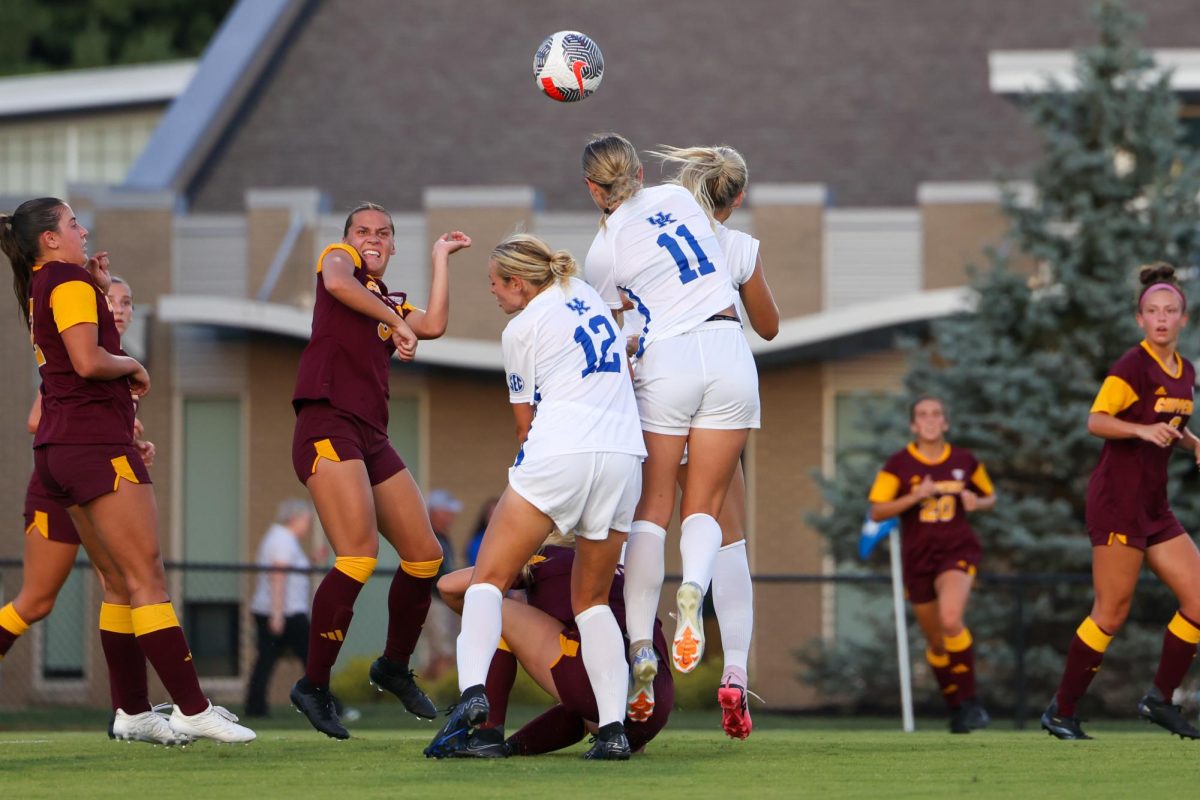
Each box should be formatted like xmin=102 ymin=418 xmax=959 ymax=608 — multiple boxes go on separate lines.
xmin=41 ymin=563 xmax=87 ymax=679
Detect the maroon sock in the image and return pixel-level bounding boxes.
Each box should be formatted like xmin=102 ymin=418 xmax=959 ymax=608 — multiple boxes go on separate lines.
xmin=947 ymin=643 xmax=977 ymax=703
xmin=382 ymin=562 xmax=437 ymax=664
xmin=100 ymin=630 xmax=150 ymax=714
xmin=307 ymin=567 xmax=366 ymax=685
xmin=480 ymin=648 xmax=518 ymax=730
xmin=926 ymin=650 xmax=959 ymax=708
xmin=506 ymin=704 xmax=586 ymax=755
xmin=135 ymin=627 xmax=207 ymax=715
xmin=1055 ymin=634 xmax=1108 ymax=717
xmin=1153 ymin=611 xmax=1200 ymax=700
xmin=0 ymin=628 xmax=19 ymax=658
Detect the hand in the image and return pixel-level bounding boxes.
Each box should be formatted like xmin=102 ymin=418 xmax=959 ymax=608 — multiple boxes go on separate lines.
xmin=390 ymin=318 xmax=418 ymax=361
xmin=625 ymin=334 xmax=640 ymax=358
xmin=86 ymin=251 xmax=111 ymax=291
xmin=132 ymin=417 xmax=144 ymax=439
xmin=135 ymin=438 xmax=156 ymax=467
xmin=961 ymin=488 xmax=979 ymax=512
xmin=1137 ymin=422 xmax=1183 ymax=448
xmin=128 ymin=363 xmax=150 ymax=397
xmin=433 ymin=231 xmax=472 ymax=257
xmin=269 ymin=613 xmax=285 ymax=636
xmin=913 ymin=475 xmax=938 ymax=500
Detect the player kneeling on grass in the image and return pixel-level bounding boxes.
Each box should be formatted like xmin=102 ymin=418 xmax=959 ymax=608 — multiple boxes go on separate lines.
xmin=434 ymin=537 xmax=672 ymax=757
xmin=424 ymin=234 xmax=646 ymax=761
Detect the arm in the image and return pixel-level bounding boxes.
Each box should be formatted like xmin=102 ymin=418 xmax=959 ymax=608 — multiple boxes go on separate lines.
xmin=27 ymin=395 xmax=41 ymax=434
xmin=268 ymin=561 xmax=288 ymax=634
xmin=320 ymin=249 xmax=418 ymax=360
xmin=60 ymin=323 xmax=149 ymax=391
xmin=85 ymin=251 xmax=111 ymax=293
xmin=436 ymin=566 xmax=474 ymax=614
xmin=1088 ymin=412 xmax=1181 ymax=447
xmin=738 ymin=256 xmax=779 ymax=340
xmin=870 ymin=475 xmax=936 ymax=522
xmin=512 ymin=402 xmax=535 ymax=445
xmin=405 ymin=232 xmax=471 ymax=340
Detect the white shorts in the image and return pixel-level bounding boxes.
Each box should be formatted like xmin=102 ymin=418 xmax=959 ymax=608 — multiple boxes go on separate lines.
xmin=635 ymin=320 xmax=761 ymax=436
xmin=508 ymin=452 xmax=642 ymax=540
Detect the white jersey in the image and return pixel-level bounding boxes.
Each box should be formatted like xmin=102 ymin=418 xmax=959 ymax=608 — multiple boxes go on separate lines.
xmin=584 ymin=184 xmax=736 ymax=351
xmin=250 ymin=524 xmax=311 ymax=617
xmin=502 ymin=277 xmax=646 ymax=464
xmin=716 ymin=223 xmax=759 ymax=288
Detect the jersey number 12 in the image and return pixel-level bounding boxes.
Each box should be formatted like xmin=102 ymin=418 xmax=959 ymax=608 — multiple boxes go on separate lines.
xmin=574 ymin=314 xmax=621 ymax=377
xmin=657 ymin=224 xmax=716 ymax=284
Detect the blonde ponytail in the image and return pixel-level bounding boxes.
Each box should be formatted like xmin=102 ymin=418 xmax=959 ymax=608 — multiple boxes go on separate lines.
xmin=652 ymin=144 xmax=748 ymax=225
xmin=492 ymin=233 xmax=577 ymax=290
xmin=582 ymin=133 xmax=643 ymax=225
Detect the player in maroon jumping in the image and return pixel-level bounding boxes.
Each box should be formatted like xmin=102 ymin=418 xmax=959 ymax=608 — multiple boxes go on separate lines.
xmin=289 ymin=201 xmax=471 ymax=738
xmin=1043 ymin=262 xmax=1200 ymax=741
xmin=869 ymin=396 xmax=995 ymax=733
xmin=1 ymin=197 xmax=253 ymax=743
xmin=434 ymin=541 xmax=673 ymax=758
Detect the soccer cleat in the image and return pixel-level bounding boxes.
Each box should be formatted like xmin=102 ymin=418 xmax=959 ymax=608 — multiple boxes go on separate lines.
xmin=169 ymin=702 xmax=256 ymax=744
xmin=1040 ymin=699 xmax=1092 ymax=740
xmin=1137 ymin=687 xmax=1200 ymax=739
xmin=627 ymin=644 xmax=658 ymax=722
xmin=672 ymin=581 xmax=705 ymax=673
xmin=949 ymin=705 xmax=970 ymax=734
xmin=424 ymin=684 xmax=490 ymax=759
xmin=959 ymin=697 xmax=991 ymax=731
xmin=718 ymin=682 xmax=752 ymax=740
xmin=112 ymin=707 xmax=193 ymax=746
xmin=582 ymin=721 xmax=631 ymax=760
xmin=447 ymin=726 xmax=510 ymax=759
xmin=369 ymin=657 xmax=437 ymax=719
xmin=290 ymin=679 xmax=348 ymax=740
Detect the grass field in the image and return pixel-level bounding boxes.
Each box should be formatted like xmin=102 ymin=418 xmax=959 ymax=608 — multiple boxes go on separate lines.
xmin=2 ymin=708 xmax=1197 ymax=799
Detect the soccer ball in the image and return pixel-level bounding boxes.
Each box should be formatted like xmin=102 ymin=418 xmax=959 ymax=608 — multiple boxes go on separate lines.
xmin=533 ymin=31 xmax=604 ymax=102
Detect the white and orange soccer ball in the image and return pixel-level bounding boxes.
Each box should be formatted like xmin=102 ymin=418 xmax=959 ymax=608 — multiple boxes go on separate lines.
xmin=533 ymin=31 xmax=604 ymax=102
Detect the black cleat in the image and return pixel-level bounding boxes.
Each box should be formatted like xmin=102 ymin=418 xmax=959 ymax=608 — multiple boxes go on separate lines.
xmin=424 ymin=685 xmax=490 ymax=759
xmin=290 ymin=678 xmax=349 ymax=740
xmin=959 ymin=697 xmax=991 ymax=731
xmin=1137 ymin=687 xmax=1200 ymax=740
xmin=1040 ymin=699 xmax=1092 ymax=740
xmin=582 ymin=722 xmax=631 ymax=761
xmin=949 ymin=706 xmax=970 ymax=734
xmin=447 ymin=726 xmax=510 ymax=759
xmin=369 ymin=657 xmax=437 ymax=719
xmin=107 ymin=714 xmax=115 ymax=740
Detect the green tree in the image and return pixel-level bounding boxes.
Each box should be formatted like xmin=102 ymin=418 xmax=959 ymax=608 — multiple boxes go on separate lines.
xmin=806 ymin=0 xmax=1200 ymax=717
xmin=0 ymin=0 xmax=233 ymax=76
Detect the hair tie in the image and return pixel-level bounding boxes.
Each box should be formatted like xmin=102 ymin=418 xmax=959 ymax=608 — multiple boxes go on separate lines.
xmin=1139 ymin=282 xmax=1186 ymax=311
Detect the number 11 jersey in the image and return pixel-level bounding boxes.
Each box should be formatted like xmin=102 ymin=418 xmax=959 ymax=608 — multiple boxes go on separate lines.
xmin=585 ymin=184 xmax=736 ymax=349
xmin=502 ymin=277 xmax=646 ymax=464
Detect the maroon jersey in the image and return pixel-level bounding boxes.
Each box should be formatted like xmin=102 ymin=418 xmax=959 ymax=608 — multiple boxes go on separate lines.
xmin=292 ymin=243 xmax=415 ymax=433
xmin=1086 ymin=341 xmax=1195 ymax=537
xmin=518 ymin=545 xmax=625 ymax=628
xmin=869 ymin=443 xmax=993 ymax=560
xmin=29 ymin=261 xmax=134 ymax=446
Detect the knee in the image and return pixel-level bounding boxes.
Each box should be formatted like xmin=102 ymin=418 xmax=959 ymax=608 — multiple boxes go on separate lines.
xmin=402 ymin=535 xmax=443 ymax=565
xmin=16 ymin=594 xmax=55 ymax=624
xmin=939 ymin=614 xmax=964 ymax=638
xmin=1090 ymin=601 xmax=1130 ymax=634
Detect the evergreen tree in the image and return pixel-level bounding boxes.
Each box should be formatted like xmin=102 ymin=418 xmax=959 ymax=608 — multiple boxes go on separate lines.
xmin=806 ymin=0 xmax=1200 ymax=716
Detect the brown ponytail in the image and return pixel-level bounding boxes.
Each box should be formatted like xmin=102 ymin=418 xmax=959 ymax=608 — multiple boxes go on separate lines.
xmin=0 ymin=198 xmax=65 ymax=326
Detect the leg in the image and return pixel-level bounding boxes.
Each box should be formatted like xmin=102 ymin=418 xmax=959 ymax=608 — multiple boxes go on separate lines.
xmin=934 ymin=570 xmax=979 ymax=705
xmin=372 ymin=469 xmax=442 ymax=668
xmin=499 ymin=600 xmax=569 ymax=701
xmin=1145 ymin=535 xmax=1200 ymax=710
xmin=912 ymin=598 xmax=960 ymax=707
xmin=711 ymin=461 xmax=753 ymax=682
xmin=0 ymin=535 xmax=78 ymax=660
xmin=245 ymin=615 xmax=283 ymax=716
xmin=573 ymin=535 xmax=630 ymax=729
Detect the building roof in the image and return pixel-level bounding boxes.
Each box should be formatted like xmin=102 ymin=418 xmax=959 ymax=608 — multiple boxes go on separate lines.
xmin=0 ymin=61 xmax=195 ymax=118
xmin=123 ymin=0 xmax=1200 ymax=212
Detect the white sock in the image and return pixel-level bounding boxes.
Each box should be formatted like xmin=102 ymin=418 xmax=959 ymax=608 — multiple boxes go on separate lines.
xmin=680 ymin=513 xmax=722 ymax=594
xmin=576 ymin=604 xmax=628 ymax=728
xmin=456 ymin=583 xmax=503 ymax=692
xmin=623 ymin=520 xmax=666 ymax=646
xmin=713 ymin=539 xmax=753 ymax=682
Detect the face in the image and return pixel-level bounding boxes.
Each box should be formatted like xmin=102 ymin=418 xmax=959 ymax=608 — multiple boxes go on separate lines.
xmin=41 ymin=204 xmax=88 ymax=265
xmin=343 ymin=209 xmax=396 ymax=277
xmin=1137 ymin=288 xmax=1187 ymax=349
xmin=910 ymin=399 xmax=949 ymax=444
xmin=430 ymin=507 xmax=457 ymax=532
xmin=488 ymin=260 xmax=528 ymax=314
xmin=108 ymin=282 xmax=133 ymax=335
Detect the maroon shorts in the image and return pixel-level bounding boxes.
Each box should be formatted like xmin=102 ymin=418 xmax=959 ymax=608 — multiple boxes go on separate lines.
xmin=34 ymin=443 xmax=151 ymax=509
xmin=550 ymin=628 xmax=673 ymax=750
xmin=292 ymin=401 xmax=405 ymax=486
xmin=24 ymin=469 xmax=80 ymax=545
xmin=1087 ymin=512 xmax=1187 ymax=551
xmin=903 ymin=538 xmax=981 ymax=605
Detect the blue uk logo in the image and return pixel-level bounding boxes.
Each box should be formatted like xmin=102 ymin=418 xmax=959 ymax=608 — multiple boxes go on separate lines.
xmin=646 ymin=211 xmax=675 ymax=228
xmin=566 ymin=297 xmax=590 ymax=316
xmin=508 ymin=373 xmax=524 ymax=393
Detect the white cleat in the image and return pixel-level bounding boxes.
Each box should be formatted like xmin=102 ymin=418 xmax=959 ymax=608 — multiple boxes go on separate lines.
xmin=112 ymin=707 xmax=193 ymax=746
xmin=672 ymin=581 xmax=705 ymax=673
xmin=169 ymin=702 xmax=256 ymax=744
xmin=627 ymin=644 xmax=658 ymax=722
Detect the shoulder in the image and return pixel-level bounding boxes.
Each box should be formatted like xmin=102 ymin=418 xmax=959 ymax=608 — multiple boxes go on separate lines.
xmin=949 ymin=445 xmax=979 ymax=465
xmin=882 ymin=448 xmax=913 ymax=472
xmin=1109 ymin=345 xmax=1147 ymax=377
xmin=41 ymin=261 xmax=93 ymax=289
xmin=318 ymin=243 xmax=362 ymax=273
